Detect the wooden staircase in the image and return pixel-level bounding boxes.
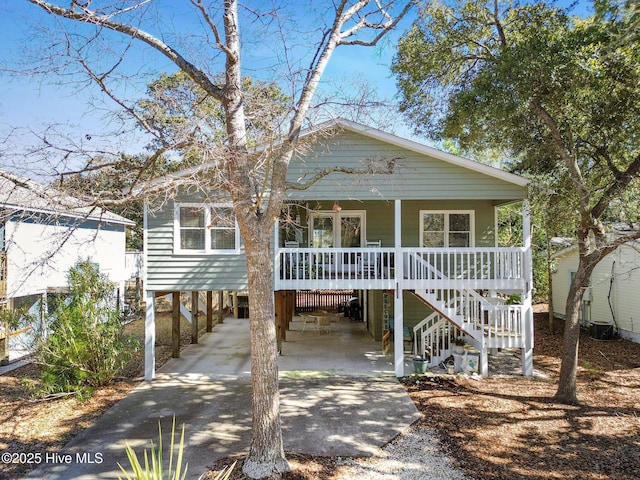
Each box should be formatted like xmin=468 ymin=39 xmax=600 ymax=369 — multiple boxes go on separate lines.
xmin=408 ymin=253 xmax=527 ymax=375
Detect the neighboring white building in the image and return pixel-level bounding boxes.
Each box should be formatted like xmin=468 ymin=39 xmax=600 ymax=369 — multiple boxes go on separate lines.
xmin=0 ymin=170 xmax=135 ymax=363
xmin=552 ymin=241 xmax=640 ymax=344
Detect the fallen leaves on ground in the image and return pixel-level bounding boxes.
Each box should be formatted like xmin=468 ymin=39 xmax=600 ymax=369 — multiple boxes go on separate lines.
xmin=2 ymin=307 xmax=640 ymax=480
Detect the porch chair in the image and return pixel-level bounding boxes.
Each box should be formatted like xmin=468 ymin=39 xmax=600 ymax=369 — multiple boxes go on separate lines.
xmin=360 ymin=240 xmax=381 ymax=278
xmin=285 ymin=241 xmax=303 ymax=279
xmin=316 ymin=314 xmax=333 ymax=334
xmin=300 ymin=313 xmax=316 ymax=333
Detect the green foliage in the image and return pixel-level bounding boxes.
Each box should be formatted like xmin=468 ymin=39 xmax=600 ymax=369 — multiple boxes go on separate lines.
xmin=497 ymin=197 xmax=573 ymax=302
xmin=138 ymin=71 xmax=291 ymax=156
xmin=0 ymin=304 xmax=36 ymax=332
xmin=55 ymin=154 xmax=182 ymax=251
xmin=32 ymin=260 xmax=138 ymax=398
xmin=117 ymin=418 xmax=235 ymax=480
xmin=117 ymin=418 xmax=187 ymax=480
xmin=395 ymin=1 xmax=640 ymax=166
xmin=505 ymin=294 xmax=522 ymax=305
xmin=394 ymin=0 xmax=640 ymax=301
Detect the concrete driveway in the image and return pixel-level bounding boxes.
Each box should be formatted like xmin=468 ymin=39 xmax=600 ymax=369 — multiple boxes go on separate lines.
xmin=24 ymin=317 xmax=420 ymax=479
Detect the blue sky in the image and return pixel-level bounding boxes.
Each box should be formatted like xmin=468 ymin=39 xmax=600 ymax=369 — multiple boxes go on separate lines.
xmin=0 ymin=1 xmax=416 ymax=160
xmin=0 ymin=0 xmax=593 ymax=173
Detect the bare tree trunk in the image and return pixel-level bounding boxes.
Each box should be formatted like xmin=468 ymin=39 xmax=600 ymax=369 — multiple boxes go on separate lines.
xmin=554 ymin=258 xmax=592 ymax=404
xmin=221 ymin=4 xmax=289 ymax=470
xmin=217 ymin=3 xmax=288 ymax=474
xmin=19 ymin=2 xmax=415 ymax=477
xmin=546 ymin=229 xmax=554 ymax=332
xmin=241 ymin=232 xmax=290 ymax=478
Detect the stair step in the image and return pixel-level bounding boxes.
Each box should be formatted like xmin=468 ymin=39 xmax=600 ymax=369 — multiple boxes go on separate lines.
xmin=483 ymin=326 xmax=522 ymax=338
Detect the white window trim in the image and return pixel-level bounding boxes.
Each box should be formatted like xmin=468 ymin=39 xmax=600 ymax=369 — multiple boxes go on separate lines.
xmin=309 ymin=210 xmax=367 ymax=248
xmin=174 ymin=202 xmax=241 ymax=255
xmin=419 ymin=210 xmax=475 ymax=248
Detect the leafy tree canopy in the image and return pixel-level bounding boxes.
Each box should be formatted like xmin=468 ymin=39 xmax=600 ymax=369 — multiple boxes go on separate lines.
xmin=393 ymin=0 xmax=640 ymax=231
xmin=393 ymin=0 xmax=640 ymax=403
xmin=137 ymin=72 xmax=291 ymax=163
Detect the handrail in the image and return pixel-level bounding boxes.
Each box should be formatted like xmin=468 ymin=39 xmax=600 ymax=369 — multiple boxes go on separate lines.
xmin=419 ymin=315 xmax=461 ymax=365
xmin=403 ymin=247 xmax=526 ymax=283
xmin=413 ymin=311 xmax=441 ymax=356
xmin=406 ymin=250 xmax=494 ymax=307
xmin=407 ymin=249 xmax=493 ymax=340
xmin=278 ymin=247 xmax=395 ymax=282
xmin=485 ymin=304 xmax=524 ymax=341
xmin=276 ymin=246 xmax=526 ymax=285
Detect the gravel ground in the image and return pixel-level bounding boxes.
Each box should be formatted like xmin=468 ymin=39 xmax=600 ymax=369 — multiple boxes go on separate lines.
xmin=333 ymin=424 xmax=471 ymax=480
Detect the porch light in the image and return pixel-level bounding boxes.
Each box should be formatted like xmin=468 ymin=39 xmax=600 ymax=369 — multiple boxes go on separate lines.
xmin=332 ymin=201 xmax=342 ymax=212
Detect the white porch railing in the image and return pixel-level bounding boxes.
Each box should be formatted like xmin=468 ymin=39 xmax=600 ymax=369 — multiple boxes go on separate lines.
xmin=275 ymin=246 xmax=527 ymax=291
xmin=275 ymin=247 xmax=396 ymax=290
xmin=484 ymin=304 xmax=525 ymax=348
xmin=402 ymin=248 xmax=526 ymax=290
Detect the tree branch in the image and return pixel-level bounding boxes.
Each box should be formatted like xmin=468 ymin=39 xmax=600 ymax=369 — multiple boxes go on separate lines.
xmin=491 ymin=0 xmax=507 ymax=47
xmin=529 ymin=100 xmax=588 ymax=207
xmin=265 ymin=1 xmax=414 ymax=225
xmin=286 ymin=157 xmax=399 ymax=191
xmin=591 ymin=152 xmax=640 ymax=220
xmin=189 ymin=0 xmax=234 ymax=58
xmin=339 ymin=0 xmax=416 ymax=46
xmin=27 ymin=0 xmax=225 ymax=100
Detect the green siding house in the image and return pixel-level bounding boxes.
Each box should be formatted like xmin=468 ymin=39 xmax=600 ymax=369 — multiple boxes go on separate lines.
xmin=143 ymin=119 xmax=533 ymax=379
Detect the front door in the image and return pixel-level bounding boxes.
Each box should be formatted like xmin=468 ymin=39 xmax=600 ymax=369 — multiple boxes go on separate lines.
xmin=311 ymin=211 xmax=365 ymax=248
xmin=310 ymin=211 xmax=365 ymax=274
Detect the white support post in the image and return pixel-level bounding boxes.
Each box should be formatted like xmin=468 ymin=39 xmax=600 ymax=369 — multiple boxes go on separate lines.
xmin=144 ymin=291 xmax=156 ymax=381
xmin=481 ymin=347 xmax=489 ymax=377
xmin=274 ymin=219 xmax=280 ymax=290
xmin=522 ymin=200 xmax=534 ymax=376
xmin=394 ymin=291 xmax=404 ymax=377
xmin=393 ymin=199 xmax=404 ymax=377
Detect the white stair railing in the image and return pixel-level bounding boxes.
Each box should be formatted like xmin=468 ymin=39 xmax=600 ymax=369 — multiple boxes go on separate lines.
xmin=407 ymin=251 xmax=525 ymax=347
xmin=414 ymin=314 xmax=461 ymax=367
xmin=412 ymin=311 xmax=441 ymax=355
xmin=415 ymin=289 xmax=487 ymax=337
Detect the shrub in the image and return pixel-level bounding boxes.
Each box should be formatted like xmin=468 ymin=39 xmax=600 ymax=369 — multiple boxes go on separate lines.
xmin=117 ymin=417 xmax=235 ymax=480
xmin=32 ymin=260 xmax=138 ymax=398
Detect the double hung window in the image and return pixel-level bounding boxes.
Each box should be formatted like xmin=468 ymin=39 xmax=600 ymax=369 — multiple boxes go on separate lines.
xmin=420 ymin=211 xmax=474 ymax=247
xmin=175 ymin=203 xmax=240 ymax=254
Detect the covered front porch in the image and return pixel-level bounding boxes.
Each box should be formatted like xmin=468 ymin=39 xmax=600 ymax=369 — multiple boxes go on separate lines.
xmin=271 ymin=199 xmax=533 ymax=378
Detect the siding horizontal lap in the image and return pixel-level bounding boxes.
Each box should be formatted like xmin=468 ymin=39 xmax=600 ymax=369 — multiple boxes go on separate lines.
xmin=286 ymin=131 xmax=526 ymax=201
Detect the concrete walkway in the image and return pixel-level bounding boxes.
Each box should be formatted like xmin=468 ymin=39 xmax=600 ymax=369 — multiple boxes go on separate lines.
xmin=25 ymin=317 xmax=420 ymax=479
